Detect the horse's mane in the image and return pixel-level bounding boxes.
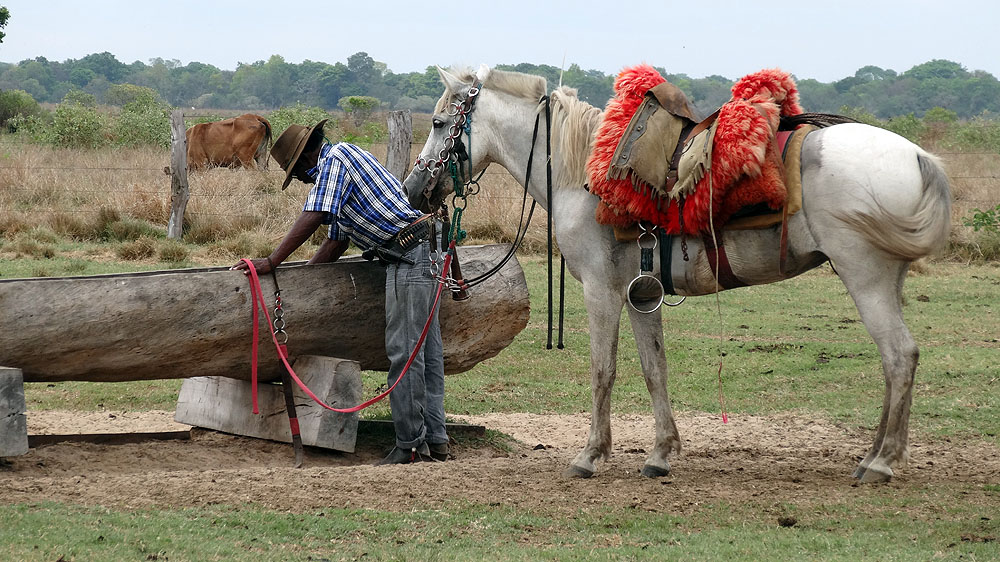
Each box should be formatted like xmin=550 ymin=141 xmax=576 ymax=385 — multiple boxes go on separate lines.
xmin=435 ymin=67 xmax=547 ymax=113
xmin=548 ymin=86 xmax=603 ymax=189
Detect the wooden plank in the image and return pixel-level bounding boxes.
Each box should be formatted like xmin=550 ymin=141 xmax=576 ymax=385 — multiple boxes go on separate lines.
xmin=0 ymin=367 xmax=29 ymax=457
xmin=27 ymin=430 xmax=191 ymax=447
xmin=0 ymin=244 xmax=529 ymax=383
xmin=174 ymin=355 xmax=362 ymax=453
xmin=357 ymin=419 xmax=486 ymax=439
xmin=167 ymin=109 xmax=189 ymax=239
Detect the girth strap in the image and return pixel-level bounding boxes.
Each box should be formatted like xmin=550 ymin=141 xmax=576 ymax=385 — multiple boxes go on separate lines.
xmin=703 ymin=232 xmax=748 ymax=290
xmin=657 ymin=229 xmax=678 ymax=296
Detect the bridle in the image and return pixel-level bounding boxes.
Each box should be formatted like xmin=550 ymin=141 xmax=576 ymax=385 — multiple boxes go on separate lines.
xmin=413 ymin=81 xmax=483 ymax=202
xmin=414 ymin=81 xmax=564 ymax=348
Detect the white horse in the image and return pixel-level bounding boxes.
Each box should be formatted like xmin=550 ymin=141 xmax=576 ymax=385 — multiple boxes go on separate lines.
xmin=402 ymin=65 xmax=952 ymax=483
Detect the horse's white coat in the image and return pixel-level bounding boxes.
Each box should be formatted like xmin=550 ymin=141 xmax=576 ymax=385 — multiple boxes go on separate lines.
xmin=404 ymin=66 xmax=952 ymax=482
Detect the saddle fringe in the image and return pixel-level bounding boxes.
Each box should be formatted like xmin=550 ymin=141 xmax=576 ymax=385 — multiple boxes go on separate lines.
xmin=589 ymin=66 xmax=806 ymax=235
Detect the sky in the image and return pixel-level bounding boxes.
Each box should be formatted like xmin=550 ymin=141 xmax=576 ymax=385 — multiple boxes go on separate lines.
xmin=2 ymin=0 xmax=998 ymax=83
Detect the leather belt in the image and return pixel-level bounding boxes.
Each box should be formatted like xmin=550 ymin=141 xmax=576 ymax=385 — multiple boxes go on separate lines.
xmin=362 ymin=214 xmax=434 ymax=266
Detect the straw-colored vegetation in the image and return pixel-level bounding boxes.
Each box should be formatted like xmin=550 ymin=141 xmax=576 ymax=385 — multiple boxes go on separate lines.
xmin=0 ymin=111 xmax=998 ymax=274
xmin=0 ymin=127 xmax=553 ymax=272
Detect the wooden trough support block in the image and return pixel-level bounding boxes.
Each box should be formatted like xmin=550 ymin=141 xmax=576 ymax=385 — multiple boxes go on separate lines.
xmin=175 ymin=355 xmax=362 ymax=453
xmin=1 ymin=366 xmax=29 ymax=458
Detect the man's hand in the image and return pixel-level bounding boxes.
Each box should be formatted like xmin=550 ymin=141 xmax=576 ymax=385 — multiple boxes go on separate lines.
xmin=230 ymin=257 xmax=272 ymax=276
xmin=229 ymin=211 xmax=327 ymax=275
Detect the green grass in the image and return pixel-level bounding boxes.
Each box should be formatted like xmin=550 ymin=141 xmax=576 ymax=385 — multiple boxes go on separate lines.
xmin=2 ymin=496 xmax=997 ymax=561
xmin=6 ymin=254 xmax=1000 ymax=561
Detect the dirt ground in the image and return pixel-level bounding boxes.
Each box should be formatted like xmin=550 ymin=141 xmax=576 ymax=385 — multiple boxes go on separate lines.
xmin=2 ymin=410 xmax=999 ymax=516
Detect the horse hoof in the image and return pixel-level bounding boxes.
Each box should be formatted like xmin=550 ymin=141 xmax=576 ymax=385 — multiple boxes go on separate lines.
xmin=855 ymin=462 xmax=893 ymax=484
xmin=564 ymin=464 xmax=595 ymax=479
xmin=640 ymin=464 xmax=670 ymax=478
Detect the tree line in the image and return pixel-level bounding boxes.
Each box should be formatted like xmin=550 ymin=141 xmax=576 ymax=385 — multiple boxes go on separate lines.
xmin=1 ymin=51 xmax=999 ymax=119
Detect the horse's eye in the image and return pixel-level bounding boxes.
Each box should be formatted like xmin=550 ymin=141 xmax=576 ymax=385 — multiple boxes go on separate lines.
xmin=432 ymin=117 xmax=445 ymax=129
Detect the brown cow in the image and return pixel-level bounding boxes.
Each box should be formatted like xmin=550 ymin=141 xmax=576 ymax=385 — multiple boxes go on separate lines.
xmin=186 ymin=113 xmax=272 ymax=170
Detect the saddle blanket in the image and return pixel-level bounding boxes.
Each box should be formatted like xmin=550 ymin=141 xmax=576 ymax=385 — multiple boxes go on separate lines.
xmin=587 ymin=65 xmax=805 ymax=236
xmin=610 ymin=123 xmax=815 ymax=242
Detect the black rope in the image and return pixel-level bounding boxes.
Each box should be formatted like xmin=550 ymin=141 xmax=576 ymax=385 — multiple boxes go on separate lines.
xmin=546 ymin=96 xmax=555 ymax=350
xmin=460 ymin=102 xmax=545 ymax=289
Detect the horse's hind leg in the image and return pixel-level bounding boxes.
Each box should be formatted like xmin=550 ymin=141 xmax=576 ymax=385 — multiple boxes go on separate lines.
xmin=626 ymin=306 xmax=682 ymax=477
xmin=835 ymin=257 xmax=917 ymax=482
xmin=565 ymin=286 xmax=624 ymax=478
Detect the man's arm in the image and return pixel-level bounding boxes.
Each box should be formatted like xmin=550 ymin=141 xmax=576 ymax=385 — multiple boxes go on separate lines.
xmin=309 ymin=238 xmax=349 ymax=264
xmin=231 ymin=210 xmax=327 ymax=274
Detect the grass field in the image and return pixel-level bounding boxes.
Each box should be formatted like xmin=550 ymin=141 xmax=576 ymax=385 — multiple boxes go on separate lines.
xmin=3 ymin=256 xmax=999 ymax=561
xmin=1 ymin=140 xmax=999 ymax=560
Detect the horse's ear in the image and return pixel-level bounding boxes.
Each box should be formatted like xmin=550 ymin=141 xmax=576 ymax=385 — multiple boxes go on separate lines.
xmin=437 ymin=66 xmax=468 ymax=95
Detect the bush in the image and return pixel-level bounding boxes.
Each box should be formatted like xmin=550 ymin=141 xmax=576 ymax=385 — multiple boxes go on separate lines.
xmin=945 ymin=116 xmax=1000 ymax=153
xmin=93 ymin=208 xmax=163 ymax=242
xmin=268 ymin=104 xmax=331 ymax=138
xmin=7 ymin=111 xmax=52 ymax=143
xmin=338 ymin=95 xmax=381 ymax=126
xmin=116 ymin=237 xmax=157 ymax=261
xmin=963 ymin=204 xmax=1000 ymax=232
xmin=50 ymin=92 xmax=108 ymax=148
xmin=0 ymin=89 xmax=42 ymax=132
xmin=884 ymin=114 xmax=926 ymax=144
xmin=105 ymin=84 xmax=161 ymax=108
xmin=949 ymin=230 xmax=1000 ymax=262
xmin=108 ymin=219 xmax=164 ymax=242
xmin=49 ymin=212 xmax=93 ymax=240
xmin=12 ymin=235 xmax=56 ymax=259
xmin=338 ymin=118 xmax=388 ymax=147
xmin=208 ymin=232 xmax=276 ymax=261
xmin=158 ymin=239 xmax=191 ymax=263
xmin=114 ymin=104 xmax=170 ymax=148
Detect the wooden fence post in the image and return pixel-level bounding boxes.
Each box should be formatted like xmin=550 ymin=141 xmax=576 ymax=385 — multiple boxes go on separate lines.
xmin=386 ymin=109 xmax=412 ymax=181
xmin=167 ymin=110 xmax=189 ymax=239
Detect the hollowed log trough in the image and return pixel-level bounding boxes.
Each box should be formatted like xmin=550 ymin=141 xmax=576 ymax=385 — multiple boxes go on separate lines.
xmin=0 ymin=244 xmax=529 ymax=383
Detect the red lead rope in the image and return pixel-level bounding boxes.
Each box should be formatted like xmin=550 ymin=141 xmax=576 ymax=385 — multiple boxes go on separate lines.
xmin=241 ymin=246 xmax=453 ymax=414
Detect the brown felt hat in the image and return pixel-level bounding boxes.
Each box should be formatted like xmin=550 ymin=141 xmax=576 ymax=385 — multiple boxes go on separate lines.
xmin=271 ymin=119 xmax=328 ymax=190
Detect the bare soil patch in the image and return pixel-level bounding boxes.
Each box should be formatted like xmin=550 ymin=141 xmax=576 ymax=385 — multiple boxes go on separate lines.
xmin=3 ymin=410 xmax=998 ymax=516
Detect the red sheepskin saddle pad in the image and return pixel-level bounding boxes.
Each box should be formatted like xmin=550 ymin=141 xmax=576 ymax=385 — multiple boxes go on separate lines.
xmin=587 ymin=65 xmax=804 ymax=235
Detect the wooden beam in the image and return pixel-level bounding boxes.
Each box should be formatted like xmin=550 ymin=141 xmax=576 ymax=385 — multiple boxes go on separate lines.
xmin=0 ymin=367 xmax=28 ymax=457
xmin=167 ymin=109 xmax=189 ymax=239
xmin=174 ymin=355 xmax=361 ymax=453
xmin=27 ymin=431 xmax=191 ymax=447
xmin=386 ymin=110 xmax=412 ymax=181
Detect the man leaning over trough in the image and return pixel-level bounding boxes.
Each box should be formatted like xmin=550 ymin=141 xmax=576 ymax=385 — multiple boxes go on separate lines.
xmin=231 ymin=120 xmax=449 ymax=465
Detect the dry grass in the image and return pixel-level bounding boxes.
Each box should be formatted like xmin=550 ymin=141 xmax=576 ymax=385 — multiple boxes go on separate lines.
xmin=0 ymin=138 xmax=553 ymax=261
xmin=0 ymin=138 xmax=995 ymax=264
xmin=937 ymin=150 xmax=1000 ymax=260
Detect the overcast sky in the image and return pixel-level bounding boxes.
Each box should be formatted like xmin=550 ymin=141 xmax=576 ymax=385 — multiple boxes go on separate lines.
xmin=2 ymin=0 xmax=997 ymax=83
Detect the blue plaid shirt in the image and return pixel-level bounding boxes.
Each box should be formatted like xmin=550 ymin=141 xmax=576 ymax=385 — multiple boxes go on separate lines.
xmin=302 ymin=142 xmax=421 ymax=250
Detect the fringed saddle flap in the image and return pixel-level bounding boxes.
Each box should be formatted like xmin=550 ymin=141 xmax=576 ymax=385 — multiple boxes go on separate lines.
xmin=607 ymin=85 xmax=695 ymax=200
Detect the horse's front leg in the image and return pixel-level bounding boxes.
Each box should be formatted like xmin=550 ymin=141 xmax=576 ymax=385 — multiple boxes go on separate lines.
xmin=626 ymin=306 xmax=682 ymax=477
xmin=565 ymin=284 xmax=624 ymax=478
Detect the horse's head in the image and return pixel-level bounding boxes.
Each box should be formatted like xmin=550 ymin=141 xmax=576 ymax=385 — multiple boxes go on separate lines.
xmin=402 ymin=65 xmax=492 ymax=211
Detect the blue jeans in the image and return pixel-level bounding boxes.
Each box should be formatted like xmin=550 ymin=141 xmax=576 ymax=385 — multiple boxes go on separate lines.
xmin=384 ymin=239 xmax=446 ymax=449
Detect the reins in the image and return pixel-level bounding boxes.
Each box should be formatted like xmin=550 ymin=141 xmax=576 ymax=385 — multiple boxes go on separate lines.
xmin=421 ymin=89 xmax=566 ymax=349
xmin=241 ymin=250 xmax=453 ymax=415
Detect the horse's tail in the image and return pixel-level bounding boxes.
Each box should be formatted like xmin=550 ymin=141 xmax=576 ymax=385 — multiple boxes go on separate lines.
xmin=255 ymin=116 xmax=273 ymax=170
xmin=837 ymin=152 xmax=952 ymax=262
